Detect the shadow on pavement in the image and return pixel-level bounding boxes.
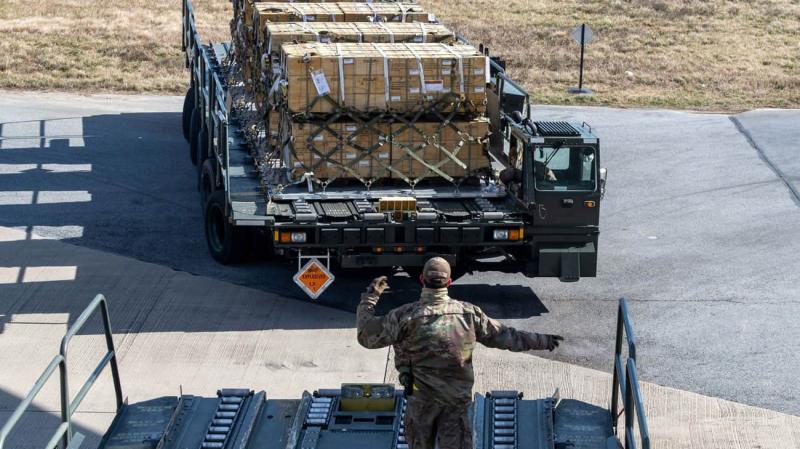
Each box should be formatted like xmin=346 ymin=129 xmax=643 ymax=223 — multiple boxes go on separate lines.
xmin=0 ymin=387 xmax=104 ymax=449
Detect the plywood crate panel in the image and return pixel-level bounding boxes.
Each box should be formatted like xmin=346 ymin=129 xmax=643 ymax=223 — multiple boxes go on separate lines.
xmin=281 ymin=43 xmax=488 ymax=115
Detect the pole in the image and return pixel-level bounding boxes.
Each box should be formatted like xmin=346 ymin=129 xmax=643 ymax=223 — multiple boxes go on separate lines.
xmin=578 ymin=24 xmax=585 ymax=90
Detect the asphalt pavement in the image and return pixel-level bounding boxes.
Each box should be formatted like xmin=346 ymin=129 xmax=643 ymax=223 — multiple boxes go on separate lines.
xmin=0 ymin=92 xmax=798 ymax=416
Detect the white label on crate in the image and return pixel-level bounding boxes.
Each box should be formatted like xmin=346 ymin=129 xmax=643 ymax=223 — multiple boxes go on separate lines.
xmin=474 ymin=68 xmax=484 ymax=75
xmin=409 ymin=87 xmax=420 ymax=94
xmin=443 ymin=87 xmax=451 ymax=93
xmin=311 ymin=70 xmax=331 ymax=96
xmin=442 ymin=60 xmax=452 ymax=65
xmin=409 ymin=69 xmax=420 ymax=75
xmin=346 ymin=125 xmax=358 ymax=132
xmin=391 ymin=95 xmax=401 ymax=101
xmin=312 ymin=154 xmax=321 ymax=159
xmin=414 ymin=35 xmax=423 ymax=43
xmin=378 ymin=152 xmax=390 ymax=159
xmin=359 ymin=160 xmax=369 ymax=167
xmin=428 ymin=13 xmax=437 ymax=22
xmin=305 ymin=15 xmax=316 ymax=21
xmin=486 ymin=57 xmax=491 ymax=83
xmin=320 ymin=36 xmax=330 ymax=43
xmin=474 ymin=86 xmax=485 ymax=93
xmin=425 ymin=80 xmax=444 ymax=92
xmin=345 ymin=153 xmax=357 ymax=159
xmin=442 ymin=68 xmax=451 ymax=75
xmin=313 ymin=134 xmax=325 ymax=141
xmin=343 ymin=58 xmax=354 ymax=64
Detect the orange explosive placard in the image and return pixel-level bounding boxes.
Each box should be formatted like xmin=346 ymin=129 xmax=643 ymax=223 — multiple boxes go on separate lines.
xmin=293 ymin=258 xmax=335 ymax=299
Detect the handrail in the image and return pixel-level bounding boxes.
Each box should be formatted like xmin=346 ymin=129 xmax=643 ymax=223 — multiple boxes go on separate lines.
xmin=0 ymin=294 xmax=123 ymax=449
xmin=610 ymin=298 xmax=650 ymax=449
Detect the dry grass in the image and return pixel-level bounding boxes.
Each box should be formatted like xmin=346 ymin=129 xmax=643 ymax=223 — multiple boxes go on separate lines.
xmin=1 ymin=0 xmax=799 ymax=110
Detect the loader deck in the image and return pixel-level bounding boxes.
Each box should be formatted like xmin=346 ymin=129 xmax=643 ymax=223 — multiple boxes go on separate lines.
xmin=99 ymin=389 xmax=614 ymax=449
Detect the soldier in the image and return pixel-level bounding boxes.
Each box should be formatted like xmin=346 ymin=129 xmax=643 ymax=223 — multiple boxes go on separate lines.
xmin=357 ymin=257 xmax=563 ymax=449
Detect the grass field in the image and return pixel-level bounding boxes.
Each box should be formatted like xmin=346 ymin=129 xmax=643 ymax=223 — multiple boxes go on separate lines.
xmin=0 ymin=0 xmax=798 ymax=110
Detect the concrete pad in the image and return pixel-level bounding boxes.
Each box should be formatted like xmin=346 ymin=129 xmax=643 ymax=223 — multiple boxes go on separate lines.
xmin=0 ymin=225 xmax=798 ymax=449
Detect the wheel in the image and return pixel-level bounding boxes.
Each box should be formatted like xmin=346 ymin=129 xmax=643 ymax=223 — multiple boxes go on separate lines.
xmin=189 ymin=107 xmax=201 ymax=166
xmin=197 ymin=124 xmax=210 ymax=171
xmin=204 ymin=190 xmax=247 ymax=264
xmin=182 ymin=86 xmax=195 ymax=142
xmin=199 ymin=158 xmax=217 ymax=207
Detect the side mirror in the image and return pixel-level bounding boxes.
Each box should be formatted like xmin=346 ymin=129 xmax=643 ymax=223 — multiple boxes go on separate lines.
xmin=599 ymin=168 xmax=607 ymax=199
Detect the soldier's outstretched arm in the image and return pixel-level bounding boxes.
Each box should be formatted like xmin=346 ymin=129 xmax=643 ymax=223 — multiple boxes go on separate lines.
xmin=473 ymin=306 xmax=562 ymax=352
xmin=356 ymin=277 xmax=400 ymax=349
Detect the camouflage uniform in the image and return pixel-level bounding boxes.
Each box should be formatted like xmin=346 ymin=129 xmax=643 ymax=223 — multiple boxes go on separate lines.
xmin=357 ymin=287 xmax=554 ymax=449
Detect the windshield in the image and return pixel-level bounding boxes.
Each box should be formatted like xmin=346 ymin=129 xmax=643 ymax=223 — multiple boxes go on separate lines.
xmin=534 ymin=146 xmax=596 ymax=191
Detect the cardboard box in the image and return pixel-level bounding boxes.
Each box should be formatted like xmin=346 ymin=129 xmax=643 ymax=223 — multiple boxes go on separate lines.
xmin=281 ymin=42 xmax=488 ymax=115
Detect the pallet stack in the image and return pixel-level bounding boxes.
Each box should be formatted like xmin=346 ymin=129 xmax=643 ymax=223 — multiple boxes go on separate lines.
xmin=233 ymin=0 xmax=493 ymax=187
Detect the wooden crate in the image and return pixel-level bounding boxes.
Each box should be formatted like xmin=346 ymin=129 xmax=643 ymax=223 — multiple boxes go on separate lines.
xmin=285 ymin=120 xmax=392 ymax=180
xmin=390 ymin=118 xmax=490 ymax=179
xmin=282 ymin=116 xmax=489 ymax=181
xmin=281 ymin=42 xmax=488 ymax=115
xmin=253 ymin=3 xmax=427 ymax=24
xmin=262 ymin=22 xmax=454 ymax=55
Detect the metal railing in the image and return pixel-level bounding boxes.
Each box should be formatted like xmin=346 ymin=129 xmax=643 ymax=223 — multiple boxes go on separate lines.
xmin=0 ymin=294 xmax=124 ymax=449
xmin=610 ymin=298 xmax=650 ymax=449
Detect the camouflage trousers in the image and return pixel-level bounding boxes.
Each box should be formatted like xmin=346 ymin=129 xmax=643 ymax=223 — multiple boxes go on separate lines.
xmin=404 ymin=395 xmax=473 ymax=449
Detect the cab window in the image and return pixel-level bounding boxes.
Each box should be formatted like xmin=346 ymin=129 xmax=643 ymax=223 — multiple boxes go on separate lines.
xmin=533 ymin=146 xmax=596 ymax=191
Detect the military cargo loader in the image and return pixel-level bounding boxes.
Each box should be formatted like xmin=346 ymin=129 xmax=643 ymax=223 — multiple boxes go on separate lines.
xmin=0 ymin=295 xmax=650 ymax=449
xmin=181 ymin=0 xmax=607 ymax=299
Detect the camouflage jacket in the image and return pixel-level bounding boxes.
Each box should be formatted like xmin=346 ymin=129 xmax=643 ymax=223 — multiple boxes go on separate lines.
xmin=357 ymin=287 xmax=551 ymax=404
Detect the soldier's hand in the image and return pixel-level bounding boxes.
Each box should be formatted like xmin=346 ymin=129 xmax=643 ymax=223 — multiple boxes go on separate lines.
xmin=368 ymin=276 xmax=389 ymax=296
xmin=544 ymin=334 xmax=563 ymax=351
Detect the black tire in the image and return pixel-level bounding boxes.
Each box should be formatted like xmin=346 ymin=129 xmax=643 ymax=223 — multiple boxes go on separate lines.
xmin=199 ymin=158 xmax=217 ymax=206
xmin=182 ymin=86 xmax=195 ymax=142
xmin=197 ymin=124 xmax=210 ymax=171
xmin=204 ymin=190 xmax=246 ymax=264
xmin=189 ymin=107 xmax=201 ymax=166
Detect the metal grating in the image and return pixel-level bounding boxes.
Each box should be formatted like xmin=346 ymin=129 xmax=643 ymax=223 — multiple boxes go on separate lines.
xmin=318 ymin=202 xmax=354 ymax=218
xmin=534 ymin=121 xmax=580 ymax=137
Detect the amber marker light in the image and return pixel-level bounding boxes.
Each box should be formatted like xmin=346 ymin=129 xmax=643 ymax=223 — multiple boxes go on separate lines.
xmin=584 ymin=200 xmax=597 ymax=208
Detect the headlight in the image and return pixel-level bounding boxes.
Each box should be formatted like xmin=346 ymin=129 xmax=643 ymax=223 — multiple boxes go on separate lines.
xmin=291 ymin=232 xmax=307 ymax=243
xmin=493 ymin=228 xmax=524 ymax=241
xmin=493 ymin=229 xmax=509 ymax=240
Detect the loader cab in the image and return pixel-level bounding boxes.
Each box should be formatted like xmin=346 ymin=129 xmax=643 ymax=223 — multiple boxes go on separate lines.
xmin=531 ymin=122 xmax=602 ymax=227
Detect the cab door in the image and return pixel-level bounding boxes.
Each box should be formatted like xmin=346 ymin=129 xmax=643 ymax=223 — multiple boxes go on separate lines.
xmin=531 ymin=145 xmax=600 ymax=226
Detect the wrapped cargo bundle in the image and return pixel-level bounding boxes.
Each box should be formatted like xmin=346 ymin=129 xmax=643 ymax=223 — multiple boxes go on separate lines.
xmin=242 ymin=3 xmax=431 ymax=91
xmin=255 ymin=22 xmax=455 ymax=113
xmin=262 ymin=22 xmax=454 ymax=56
xmin=279 ymin=42 xmax=488 ymax=115
xmin=281 ymin=114 xmax=490 ymax=183
xmin=253 ymin=2 xmax=429 ymax=25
